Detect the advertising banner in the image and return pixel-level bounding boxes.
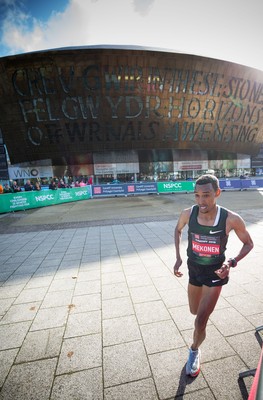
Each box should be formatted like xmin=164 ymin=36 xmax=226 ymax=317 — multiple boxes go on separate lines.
xmin=240 ymin=179 xmax=263 ymax=190
xmin=92 ymin=184 xmax=127 ymax=197
xmin=157 ymin=181 xmax=196 ymax=193
xmin=219 ymin=179 xmax=263 ymax=190
xmin=219 ymin=179 xmax=242 ymax=190
xmin=92 ymin=182 xmax=158 ymax=197
xmin=127 ymin=183 xmax=157 ymax=195
xmin=0 ymin=187 xmax=92 ymax=214
xmin=8 ymin=165 xmax=53 ymax=179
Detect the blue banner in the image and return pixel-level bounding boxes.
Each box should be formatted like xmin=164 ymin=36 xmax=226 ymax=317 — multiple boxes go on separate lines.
xmin=92 ymin=182 xmax=158 ymax=197
xmin=127 ymin=183 xmax=157 ymax=195
xmin=219 ymin=179 xmax=242 ymax=190
xmin=241 ymin=179 xmax=263 ymax=189
xmin=92 ymin=184 xmax=127 ymax=197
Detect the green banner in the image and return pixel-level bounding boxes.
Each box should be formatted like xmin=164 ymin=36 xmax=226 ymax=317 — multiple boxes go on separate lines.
xmin=157 ymin=181 xmax=195 ymax=193
xmin=0 ymin=187 xmax=92 ymax=214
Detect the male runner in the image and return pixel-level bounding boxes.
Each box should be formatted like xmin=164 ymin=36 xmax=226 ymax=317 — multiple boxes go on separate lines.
xmin=174 ymin=174 xmax=254 ymax=377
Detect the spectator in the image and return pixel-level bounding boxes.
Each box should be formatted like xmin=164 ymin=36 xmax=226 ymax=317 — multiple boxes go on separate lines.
xmin=24 ymin=180 xmax=33 ymax=191
xmin=3 ymin=183 xmax=13 ymax=193
xmin=88 ymin=176 xmax=93 ymax=185
xmin=34 ymin=182 xmax=41 ymax=191
xmin=58 ymin=179 xmax=66 ymax=188
xmin=74 ymin=180 xmax=80 ymax=187
xmin=12 ymin=181 xmax=21 ymax=192
xmin=49 ymin=180 xmax=57 ymax=190
xmin=79 ymin=179 xmax=86 ymax=187
xmin=0 ymin=184 xmax=3 ymax=194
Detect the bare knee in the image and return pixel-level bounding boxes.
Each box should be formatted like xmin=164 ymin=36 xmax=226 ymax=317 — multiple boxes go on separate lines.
xmin=189 ymin=305 xmax=198 ymax=315
xmin=195 ymin=313 xmax=209 ymax=331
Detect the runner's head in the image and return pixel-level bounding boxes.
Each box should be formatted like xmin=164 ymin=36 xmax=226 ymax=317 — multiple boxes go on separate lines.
xmin=195 ymin=174 xmax=219 ymax=192
xmin=194 ymin=174 xmax=221 ymax=212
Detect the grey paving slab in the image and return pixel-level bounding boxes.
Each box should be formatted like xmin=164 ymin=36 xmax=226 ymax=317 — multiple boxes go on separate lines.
xmin=159 ymin=287 xmax=188 ymax=308
xmin=104 ymin=378 xmax=158 ymax=400
xmin=169 ymin=304 xmax=196 ymax=331
xmin=202 ymin=356 xmax=248 ymax=400
xmin=48 ymin=278 xmax=76 ymax=292
xmin=129 ymin=285 xmax=161 ymax=303
xmin=0 ymin=321 xmax=31 ymax=350
xmin=181 ymin=324 xmax=236 ymax=363
xmin=149 ymin=348 xmax=208 ymax=399
xmin=0 ymin=298 xmax=15 ymax=316
xmin=16 ymin=327 xmax=64 ymax=363
xmin=225 ymin=292 xmax=263 ymax=316
xmin=103 ymin=340 xmax=151 ymax=387
xmin=77 ymin=269 xmax=100 ymax=281
xmin=134 ymin=300 xmax=171 ymax=325
xmin=102 ymin=282 xmax=129 ymax=300
xmin=70 ymin=293 xmax=101 ymax=313
xmin=0 ymin=302 xmax=40 ymax=324
xmin=0 ymin=358 xmax=57 ymax=400
xmin=30 ymin=306 xmax=69 ymax=331
xmin=74 ymin=280 xmax=101 ymax=295
xmin=41 ymin=290 xmax=73 ymax=308
xmin=209 ymin=307 xmax=254 ymax=336
xmin=0 ymin=348 xmax=18 ymax=387
xmin=0 ymin=284 xmax=25 ymax=300
xmin=64 ymin=310 xmax=101 ymax=338
xmin=25 ymin=275 xmax=54 ymax=289
xmin=101 ymin=271 xmax=126 ymax=285
xmin=103 ymin=315 xmax=141 ymax=346
xmin=102 ymin=296 xmax=134 ymax=319
xmin=56 ymin=334 xmax=102 ymax=374
xmin=51 ymin=368 xmax=103 ymax=400
xmin=227 ymin=330 xmax=262 ymax=369
xmin=141 ymin=319 xmax=185 ymax=354
xmin=125 ymin=272 xmax=153 ymax=288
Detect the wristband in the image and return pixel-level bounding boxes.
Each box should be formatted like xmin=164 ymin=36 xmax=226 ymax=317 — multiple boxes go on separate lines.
xmin=228 ymin=258 xmax=237 ymax=268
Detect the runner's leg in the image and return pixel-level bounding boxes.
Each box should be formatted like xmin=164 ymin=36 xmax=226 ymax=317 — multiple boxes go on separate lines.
xmin=188 ymin=283 xmax=203 ymax=315
xmin=191 ymin=285 xmax=222 ymax=350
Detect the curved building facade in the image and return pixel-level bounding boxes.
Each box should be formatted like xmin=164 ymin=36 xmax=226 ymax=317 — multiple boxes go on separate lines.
xmin=1 ymin=46 xmax=263 ymax=181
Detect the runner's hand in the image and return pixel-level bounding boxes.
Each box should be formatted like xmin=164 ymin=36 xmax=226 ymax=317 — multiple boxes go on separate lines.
xmin=215 ymin=262 xmax=230 ymax=279
xmin=174 ymin=259 xmax=183 ymax=277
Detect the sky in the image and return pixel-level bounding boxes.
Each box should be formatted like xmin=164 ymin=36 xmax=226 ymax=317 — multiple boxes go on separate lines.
xmin=0 ymin=0 xmax=263 ymax=71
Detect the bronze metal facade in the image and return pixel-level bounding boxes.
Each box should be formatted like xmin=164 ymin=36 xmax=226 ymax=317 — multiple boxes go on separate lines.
xmin=0 ymin=46 xmax=263 ymax=165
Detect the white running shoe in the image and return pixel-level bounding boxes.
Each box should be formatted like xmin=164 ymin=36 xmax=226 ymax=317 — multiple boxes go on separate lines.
xmin=186 ymin=348 xmax=201 ymax=377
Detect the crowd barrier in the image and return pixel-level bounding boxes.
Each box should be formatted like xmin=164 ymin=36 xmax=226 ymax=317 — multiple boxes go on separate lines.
xmin=0 ymin=187 xmax=92 ymax=214
xmin=92 ymin=178 xmax=263 ymax=197
xmin=1 ymin=178 xmax=262 ymax=213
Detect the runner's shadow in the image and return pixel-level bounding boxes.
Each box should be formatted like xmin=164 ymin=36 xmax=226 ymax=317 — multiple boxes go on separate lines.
xmin=174 ymin=364 xmax=198 ymax=399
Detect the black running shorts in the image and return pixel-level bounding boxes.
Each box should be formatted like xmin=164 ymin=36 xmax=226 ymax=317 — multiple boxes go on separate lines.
xmin=187 ymin=259 xmax=229 ymax=287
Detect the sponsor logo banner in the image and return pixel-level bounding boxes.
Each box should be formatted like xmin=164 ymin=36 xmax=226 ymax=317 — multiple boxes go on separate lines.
xmin=92 ymin=183 xmax=158 ymax=197
xmin=219 ymin=179 xmax=242 ymax=190
xmin=0 ymin=187 xmax=91 ymax=213
xmin=157 ymin=181 xmax=195 ymax=193
xmin=240 ymin=179 xmax=263 ymax=189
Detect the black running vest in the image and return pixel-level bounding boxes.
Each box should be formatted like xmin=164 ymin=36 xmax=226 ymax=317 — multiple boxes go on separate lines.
xmin=187 ymin=205 xmax=229 ymax=266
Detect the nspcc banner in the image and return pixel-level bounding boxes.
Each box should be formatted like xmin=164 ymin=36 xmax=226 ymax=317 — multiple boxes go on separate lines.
xmin=0 ymin=187 xmax=92 ymax=213
xmin=157 ymin=181 xmax=196 ymax=193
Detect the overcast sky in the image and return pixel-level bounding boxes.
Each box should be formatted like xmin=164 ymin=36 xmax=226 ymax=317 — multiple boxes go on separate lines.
xmin=0 ymin=0 xmax=263 ymax=71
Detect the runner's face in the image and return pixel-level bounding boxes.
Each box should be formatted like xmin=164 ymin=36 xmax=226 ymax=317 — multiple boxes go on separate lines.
xmin=194 ymin=183 xmax=220 ymax=213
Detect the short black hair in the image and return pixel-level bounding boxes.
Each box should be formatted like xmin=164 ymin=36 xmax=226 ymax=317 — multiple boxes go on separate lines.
xmin=195 ymin=174 xmax=219 ymax=192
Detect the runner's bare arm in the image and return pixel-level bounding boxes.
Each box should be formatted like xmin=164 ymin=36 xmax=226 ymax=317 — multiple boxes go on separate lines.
xmin=174 ymin=208 xmax=191 ymax=277
xmin=227 ymin=211 xmax=254 ymax=262
xmin=215 ymin=212 xmax=253 ymax=279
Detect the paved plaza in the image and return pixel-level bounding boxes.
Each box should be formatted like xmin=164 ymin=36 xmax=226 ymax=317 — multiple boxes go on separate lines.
xmin=0 ymin=191 xmax=262 ymax=399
